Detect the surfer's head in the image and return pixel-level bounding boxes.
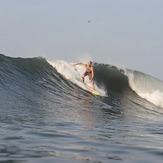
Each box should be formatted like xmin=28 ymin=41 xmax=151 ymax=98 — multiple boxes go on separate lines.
xmin=88 ymin=61 xmax=92 ymax=66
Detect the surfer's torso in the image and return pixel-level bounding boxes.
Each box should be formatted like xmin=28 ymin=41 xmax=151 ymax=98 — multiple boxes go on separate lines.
xmin=83 ymin=64 xmax=93 ymax=79
xmin=86 ymin=64 xmax=92 ymax=74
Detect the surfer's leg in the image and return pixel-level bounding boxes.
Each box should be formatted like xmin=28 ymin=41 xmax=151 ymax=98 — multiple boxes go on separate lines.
xmin=91 ymin=80 xmax=95 ymax=90
xmin=82 ymin=72 xmax=87 ymax=83
xmin=89 ymin=74 xmax=95 ymax=90
xmin=82 ymin=75 xmax=85 ymax=83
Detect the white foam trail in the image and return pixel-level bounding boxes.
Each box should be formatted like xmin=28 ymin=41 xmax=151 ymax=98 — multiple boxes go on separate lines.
xmin=48 ymin=60 xmax=106 ymax=95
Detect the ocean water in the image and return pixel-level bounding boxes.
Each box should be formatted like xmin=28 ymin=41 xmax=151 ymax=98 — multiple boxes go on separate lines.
xmin=0 ymin=54 xmax=163 ymax=163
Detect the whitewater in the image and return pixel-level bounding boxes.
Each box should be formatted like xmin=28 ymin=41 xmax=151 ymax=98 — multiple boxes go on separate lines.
xmin=0 ymin=54 xmax=163 ymax=163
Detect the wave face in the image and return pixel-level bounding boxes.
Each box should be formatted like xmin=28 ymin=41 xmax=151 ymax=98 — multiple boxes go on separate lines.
xmin=127 ymin=69 xmax=163 ymax=107
xmin=93 ymin=63 xmax=163 ymax=107
xmin=93 ymin=63 xmax=131 ymax=93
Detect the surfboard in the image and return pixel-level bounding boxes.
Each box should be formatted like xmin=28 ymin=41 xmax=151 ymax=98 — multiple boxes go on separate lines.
xmin=84 ymin=84 xmax=100 ymax=96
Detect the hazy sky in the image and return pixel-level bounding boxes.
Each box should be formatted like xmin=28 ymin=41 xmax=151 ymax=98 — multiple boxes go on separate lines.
xmin=0 ymin=0 xmax=163 ymax=80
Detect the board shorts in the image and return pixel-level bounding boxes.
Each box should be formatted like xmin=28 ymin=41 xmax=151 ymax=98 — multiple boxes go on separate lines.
xmin=83 ymin=71 xmax=92 ymax=80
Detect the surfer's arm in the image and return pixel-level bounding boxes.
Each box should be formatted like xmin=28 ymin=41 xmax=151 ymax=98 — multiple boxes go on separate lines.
xmin=73 ymin=63 xmax=86 ymax=67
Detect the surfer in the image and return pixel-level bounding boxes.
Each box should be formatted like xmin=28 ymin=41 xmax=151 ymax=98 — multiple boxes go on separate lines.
xmin=73 ymin=61 xmax=95 ymax=90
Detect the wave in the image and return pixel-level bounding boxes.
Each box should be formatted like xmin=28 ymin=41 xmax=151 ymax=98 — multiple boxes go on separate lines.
xmin=50 ymin=60 xmax=163 ymax=108
xmin=0 ymin=54 xmax=163 ymax=108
